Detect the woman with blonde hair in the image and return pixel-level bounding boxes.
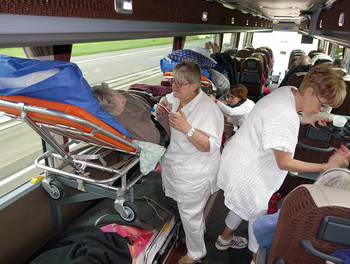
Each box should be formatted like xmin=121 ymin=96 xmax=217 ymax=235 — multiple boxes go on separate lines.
xmin=216 ymin=65 xmax=349 ymax=264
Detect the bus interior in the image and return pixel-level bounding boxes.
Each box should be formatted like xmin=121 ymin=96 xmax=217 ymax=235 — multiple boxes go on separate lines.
xmin=0 ymin=0 xmax=350 ymax=263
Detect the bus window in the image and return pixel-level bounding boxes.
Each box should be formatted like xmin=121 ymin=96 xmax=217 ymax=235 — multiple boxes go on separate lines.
xmin=183 ymin=34 xmax=215 ymax=51
xmin=222 ymin=33 xmax=236 ymax=51
xmin=0 ymin=38 xmax=175 ymax=196
xmin=252 ymin=31 xmax=318 ymax=76
xmin=71 ymin=38 xmax=175 ymax=89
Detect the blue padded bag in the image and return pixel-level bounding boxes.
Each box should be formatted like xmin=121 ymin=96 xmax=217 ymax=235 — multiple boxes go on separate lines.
xmin=160 ymin=58 xmax=179 ymax=74
xmin=160 ymin=57 xmax=211 ymax=79
xmin=168 ymin=49 xmax=217 ymax=69
xmin=253 ymin=210 xmax=280 ymax=250
xmin=0 ymin=54 xmax=132 ymax=138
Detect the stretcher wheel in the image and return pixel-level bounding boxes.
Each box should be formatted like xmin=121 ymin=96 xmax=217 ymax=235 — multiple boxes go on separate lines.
xmin=120 ymin=201 xmax=138 ymax=222
xmin=49 ymin=180 xmax=66 ymax=200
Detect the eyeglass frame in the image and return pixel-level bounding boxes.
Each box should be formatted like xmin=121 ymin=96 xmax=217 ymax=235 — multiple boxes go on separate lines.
xmin=169 ymin=79 xmax=191 ymax=88
xmin=228 ymin=95 xmax=238 ymax=100
xmin=315 ymin=94 xmax=328 ymax=109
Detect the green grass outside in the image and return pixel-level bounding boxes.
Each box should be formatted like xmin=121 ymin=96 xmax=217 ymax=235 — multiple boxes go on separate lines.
xmin=0 ymin=35 xmax=205 ymax=58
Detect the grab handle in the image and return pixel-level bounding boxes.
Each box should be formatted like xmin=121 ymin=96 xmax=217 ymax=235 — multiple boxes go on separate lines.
xmin=297 ymin=141 xmax=334 ymax=152
xmin=301 ymin=240 xmax=344 ymax=264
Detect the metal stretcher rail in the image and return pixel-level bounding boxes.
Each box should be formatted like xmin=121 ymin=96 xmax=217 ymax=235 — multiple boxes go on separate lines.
xmin=0 ymin=97 xmax=144 ymax=232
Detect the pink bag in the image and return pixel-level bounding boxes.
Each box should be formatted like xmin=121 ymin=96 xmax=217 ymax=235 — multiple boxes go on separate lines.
xmin=100 ymin=224 xmax=155 ymax=258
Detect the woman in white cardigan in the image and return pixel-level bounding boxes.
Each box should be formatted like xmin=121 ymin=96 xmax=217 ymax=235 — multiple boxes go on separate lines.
xmin=215 ymin=66 xmax=350 ymax=264
xmin=210 ymin=84 xmax=255 ymax=127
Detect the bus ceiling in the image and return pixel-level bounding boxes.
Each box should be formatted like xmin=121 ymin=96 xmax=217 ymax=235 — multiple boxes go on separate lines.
xmin=0 ymin=0 xmax=349 ymax=48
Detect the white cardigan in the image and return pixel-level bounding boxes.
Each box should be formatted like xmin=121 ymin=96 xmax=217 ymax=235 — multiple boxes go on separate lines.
xmin=217 ymin=86 xmax=300 ymax=220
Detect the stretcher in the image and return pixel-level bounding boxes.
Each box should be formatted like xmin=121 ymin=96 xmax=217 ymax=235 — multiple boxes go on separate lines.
xmin=0 ymin=94 xmax=144 ymax=232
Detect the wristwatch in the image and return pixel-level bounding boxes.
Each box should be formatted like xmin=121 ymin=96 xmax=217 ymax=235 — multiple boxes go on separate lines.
xmin=186 ymin=127 xmax=195 ymax=138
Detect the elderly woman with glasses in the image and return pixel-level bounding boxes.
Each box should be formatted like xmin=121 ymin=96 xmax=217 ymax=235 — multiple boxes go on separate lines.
xmin=156 ymin=59 xmax=224 ymax=264
xmin=209 ymin=84 xmax=255 ymax=127
xmin=215 ymin=65 xmax=350 ymax=264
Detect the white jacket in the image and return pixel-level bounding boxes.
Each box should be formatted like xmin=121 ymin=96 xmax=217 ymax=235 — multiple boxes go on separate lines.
xmin=161 ymin=90 xmax=224 ymax=202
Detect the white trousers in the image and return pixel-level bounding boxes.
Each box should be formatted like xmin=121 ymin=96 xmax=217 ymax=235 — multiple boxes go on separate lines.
xmin=225 ymin=210 xmax=260 ymax=253
xmin=177 ymin=194 xmax=209 ymax=260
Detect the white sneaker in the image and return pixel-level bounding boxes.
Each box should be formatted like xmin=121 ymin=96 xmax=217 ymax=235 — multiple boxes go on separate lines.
xmin=215 ymin=235 xmax=248 ymax=250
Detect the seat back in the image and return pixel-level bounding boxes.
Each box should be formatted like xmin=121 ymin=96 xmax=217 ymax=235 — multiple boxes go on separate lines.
xmin=252 ymin=52 xmax=268 ymax=79
xmin=287 ymin=71 xmax=307 ymax=87
xmin=260 ymin=48 xmax=272 ymax=70
xmin=233 ymin=57 xmax=243 ymax=76
xmin=240 ymin=57 xmax=264 ymax=97
xmin=288 ymin=51 xmax=305 ymax=69
xmin=236 ymin=48 xmax=253 ymax=58
xmin=308 ymin=50 xmax=321 ymax=59
xmin=278 ymin=124 xmax=347 ymax=196
xmin=332 ymin=75 xmax=350 ymax=115
xmin=314 ymin=58 xmax=333 ymax=67
xmin=268 ymin=184 xmax=350 ymax=264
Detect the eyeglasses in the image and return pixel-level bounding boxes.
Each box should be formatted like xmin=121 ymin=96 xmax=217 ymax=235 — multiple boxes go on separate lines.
xmin=169 ymin=79 xmax=190 ymax=88
xmin=228 ymin=95 xmax=237 ymax=100
xmin=316 ymin=94 xmax=328 ymax=109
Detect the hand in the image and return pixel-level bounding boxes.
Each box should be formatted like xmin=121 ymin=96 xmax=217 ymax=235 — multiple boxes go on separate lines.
xmin=301 ymin=115 xmax=330 ymax=127
xmin=205 ymin=41 xmax=213 ymax=50
xmin=326 ymin=144 xmax=350 ymax=169
xmin=169 ymin=110 xmax=191 ymax=134
xmin=212 ymin=43 xmax=220 ymax=53
xmin=156 ymin=97 xmax=171 ymax=115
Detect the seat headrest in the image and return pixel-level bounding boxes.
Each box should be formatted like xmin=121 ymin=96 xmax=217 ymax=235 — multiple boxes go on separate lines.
xmin=299 ymin=184 xmax=350 ymax=208
xmin=244 ymin=57 xmax=261 ymax=70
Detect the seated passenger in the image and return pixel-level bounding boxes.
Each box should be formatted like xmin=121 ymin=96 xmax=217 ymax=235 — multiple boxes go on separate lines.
xmin=253 ymin=167 xmax=350 ymax=251
xmin=209 ymin=84 xmax=255 ymax=127
xmin=92 ymin=83 xmax=170 ymax=146
xmin=310 ymin=52 xmax=333 ymax=66
xmin=196 ymin=42 xmax=239 ymax=85
xmin=332 ymin=58 xmax=348 ymax=76
xmin=279 ymin=55 xmax=311 ymax=87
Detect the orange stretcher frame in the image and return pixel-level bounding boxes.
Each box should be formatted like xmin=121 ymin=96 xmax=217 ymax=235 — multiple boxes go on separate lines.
xmin=0 ymin=94 xmax=143 ymax=229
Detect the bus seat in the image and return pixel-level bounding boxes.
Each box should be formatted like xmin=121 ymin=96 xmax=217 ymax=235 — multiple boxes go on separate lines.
xmin=233 ymin=57 xmax=243 ymax=74
xmin=244 ymin=46 xmax=255 ymax=53
xmin=233 ymin=57 xmax=245 ymax=81
xmin=240 ymin=57 xmax=264 ymax=97
xmin=308 ymin=50 xmax=322 ymax=59
xmin=288 ymin=54 xmax=303 ymax=70
xmin=264 ymin=47 xmax=274 ymax=65
xmin=331 ymin=75 xmax=350 ymax=115
xmin=278 ymin=124 xmax=347 ymax=196
xmin=259 ymin=48 xmax=272 ymax=69
xmin=252 ymin=52 xmax=268 ymax=78
xmin=236 ymin=48 xmax=253 ymax=58
xmin=288 ymin=50 xmax=305 ymax=69
xmin=255 ymin=48 xmax=271 ymax=69
xmin=314 ymin=58 xmax=333 ymax=67
xmin=267 ymin=184 xmax=350 ymax=264
xmin=287 ymin=71 xmax=307 ymax=87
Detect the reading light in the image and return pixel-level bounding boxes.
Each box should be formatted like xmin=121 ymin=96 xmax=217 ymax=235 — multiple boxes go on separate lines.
xmin=339 ymin=13 xmax=344 ymax=27
xmin=202 ymin=11 xmax=208 ymax=21
xmin=114 ymin=0 xmax=133 ymax=14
